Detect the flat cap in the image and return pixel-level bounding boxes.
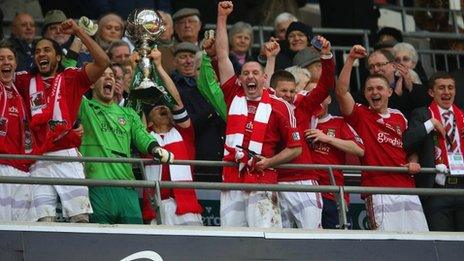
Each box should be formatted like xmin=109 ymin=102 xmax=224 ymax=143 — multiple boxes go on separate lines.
xmin=42 ymin=10 xmax=67 ymax=35
xmin=174 ymin=42 xmax=199 ymax=55
xmin=293 ymin=47 xmax=320 ymax=68
xmin=172 ymin=8 xmax=200 ymax=22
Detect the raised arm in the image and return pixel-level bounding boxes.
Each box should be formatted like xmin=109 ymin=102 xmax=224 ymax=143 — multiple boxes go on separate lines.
xmin=151 ymin=48 xmax=191 ymax=129
xmin=60 ymin=19 xmax=110 ymax=83
xmin=216 ymin=1 xmax=235 ymax=85
xmin=336 ymin=45 xmax=366 ymax=116
xmin=263 ymin=40 xmax=280 ymax=86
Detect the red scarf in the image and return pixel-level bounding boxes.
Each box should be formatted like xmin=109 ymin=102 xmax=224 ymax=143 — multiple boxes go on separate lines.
xmin=146 ymin=128 xmax=202 ymax=215
xmin=29 ymin=73 xmax=71 ymax=144
xmin=429 ymin=101 xmax=464 ymax=166
xmin=0 ymin=81 xmax=32 ymax=154
xmin=222 ymin=89 xmax=272 ymax=183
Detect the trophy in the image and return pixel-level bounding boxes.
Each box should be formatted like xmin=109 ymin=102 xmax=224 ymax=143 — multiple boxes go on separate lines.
xmin=125 ymin=9 xmax=166 ymax=100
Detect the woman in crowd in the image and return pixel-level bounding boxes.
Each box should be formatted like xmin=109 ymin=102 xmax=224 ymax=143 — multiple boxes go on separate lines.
xmin=95 ymin=13 xmax=125 ymax=51
xmin=228 ymin=21 xmax=254 ymax=73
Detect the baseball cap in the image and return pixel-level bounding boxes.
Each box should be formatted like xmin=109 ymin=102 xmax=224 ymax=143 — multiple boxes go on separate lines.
xmin=172 ymin=8 xmax=200 ymax=22
xmin=293 ymin=47 xmax=320 ymax=68
xmin=42 ymin=10 xmax=67 ymax=35
xmin=174 ymin=42 xmax=199 ymax=55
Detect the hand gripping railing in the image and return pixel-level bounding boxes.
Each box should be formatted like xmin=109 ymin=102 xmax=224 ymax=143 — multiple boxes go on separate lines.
xmin=1 ymin=153 xmax=463 ymax=229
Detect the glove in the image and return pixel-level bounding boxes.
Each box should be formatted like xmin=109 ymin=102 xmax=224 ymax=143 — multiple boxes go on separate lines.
xmin=78 ymin=16 xmax=98 ymax=36
xmin=153 ymin=147 xmax=174 ymax=163
xmin=224 ymin=146 xmax=245 ymax=162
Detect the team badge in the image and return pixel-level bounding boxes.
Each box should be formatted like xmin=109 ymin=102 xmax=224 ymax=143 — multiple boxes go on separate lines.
xmin=327 ymin=129 xmax=336 ymax=137
xmin=396 ymin=126 xmax=402 ymax=135
xmin=30 ymin=91 xmax=46 ymax=112
xmin=292 ymin=131 xmax=301 ymax=141
xmin=118 ymin=117 xmax=126 ymax=126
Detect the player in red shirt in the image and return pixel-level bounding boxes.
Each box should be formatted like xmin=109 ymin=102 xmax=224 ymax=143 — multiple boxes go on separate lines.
xmin=14 ymin=19 xmax=110 ymax=223
xmin=335 ymin=45 xmax=428 ymax=232
xmin=269 ymin=35 xmax=339 ymax=229
xmin=142 ymin=48 xmax=203 ymax=226
xmin=216 ymin=1 xmax=302 ymax=228
xmin=0 ymin=41 xmax=36 ymax=221
xmin=304 ymin=95 xmax=364 ymax=229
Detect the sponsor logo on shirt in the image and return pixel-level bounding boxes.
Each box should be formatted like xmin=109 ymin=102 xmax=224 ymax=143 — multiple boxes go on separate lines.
xmin=8 ymin=106 xmax=19 ymax=116
xmin=292 ymin=131 xmax=300 ymax=141
xmin=377 ymin=132 xmax=403 ymax=147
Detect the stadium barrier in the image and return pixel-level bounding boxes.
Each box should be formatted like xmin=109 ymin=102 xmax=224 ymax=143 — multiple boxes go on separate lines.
xmin=1 ymin=153 xmax=463 ymax=229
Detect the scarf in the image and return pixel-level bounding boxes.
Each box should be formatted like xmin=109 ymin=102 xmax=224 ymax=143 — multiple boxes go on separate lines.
xmin=0 ymin=81 xmax=31 ymax=154
xmin=429 ymin=101 xmax=464 ymax=166
xmin=146 ymin=128 xmax=202 ymax=215
xmin=29 ymin=73 xmax=71 ymax=144
xmin=222 ymin=89 xmax=272 ymax=183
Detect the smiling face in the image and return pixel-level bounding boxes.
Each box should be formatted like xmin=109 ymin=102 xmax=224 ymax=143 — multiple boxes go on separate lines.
xmin=367 ymin=52 xmax=395 ymax=83
xmin=100 ymin=20 xmax=123 ymax=43
xmin=364 ymin=77 xmax=392 ymax=114
xmin=429 ymin=78 xmax=455 ymax=110
xmin=44 ymin=23 xmax=70 ymax=46
xmin=34 ymin=39 xmax=61 ymax=77
xmin=0 ymin=48 xmax=17 ymax=86
xmin=92 ymin=67 xmax=115 ymax=104
xmin=239 ymin=62 xmax=266 ymax=100
xmin=231 ymin=32 xmax=252 ymax=55
xmin=287 ymin=30 xmax=308 ymax=52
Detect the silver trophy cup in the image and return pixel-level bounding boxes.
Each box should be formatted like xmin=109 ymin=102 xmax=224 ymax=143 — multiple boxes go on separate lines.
xmin=126 ymin=9 xmax=166 ymax=100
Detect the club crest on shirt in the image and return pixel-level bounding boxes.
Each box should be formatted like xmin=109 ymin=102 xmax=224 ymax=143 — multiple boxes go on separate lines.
xmin=118 ymin=117 xmax=126 ymax=126
xmin=48 ymin=120 xmax=67 ymax=131
xmin=292 ymin=131 xmax=300 ymax=141
xmin=30 ymin=91 xmax=46 ymax=112
xmin=327 ymin=128 xmax=336 ymax=138
xmin=395 ymin=125 xmax=402 ymax=135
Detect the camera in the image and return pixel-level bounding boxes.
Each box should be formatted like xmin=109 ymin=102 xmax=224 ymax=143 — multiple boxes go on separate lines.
xmin=311 ymin=36 xmax=324 ymax=51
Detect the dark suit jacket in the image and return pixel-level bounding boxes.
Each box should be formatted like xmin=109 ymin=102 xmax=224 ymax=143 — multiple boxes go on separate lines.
xmin=403 ymin=106 xmax=436 ymax=189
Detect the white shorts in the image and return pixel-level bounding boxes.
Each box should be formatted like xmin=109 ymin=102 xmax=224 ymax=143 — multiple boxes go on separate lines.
xmin=220 ymin=190 xmax=282 ymax=228
xmin=158 ymin=198 xmax=203 ymax=226
xmin=279 ymin=180 xmax=323 ymax=229
xmin=366 ymin=194 xmax=429 ymax=232
xmin=30 ymin=148 xmax=92 ymax=219
xmin=0 ymin=165 xmax=36 ymax=221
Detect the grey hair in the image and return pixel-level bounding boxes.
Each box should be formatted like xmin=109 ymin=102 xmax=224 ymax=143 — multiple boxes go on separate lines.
xmin=285 ymin=66 xmax=311 ymax=84
xmin=274 ymin=12 xmax=298 ymax=29
xmin=107 ymin=40 xmax=130 ymax=59
xmin=228 ymin=21 xmax=253 ymax=49
xmin=393 ymin=42 xmax=418 ymax=64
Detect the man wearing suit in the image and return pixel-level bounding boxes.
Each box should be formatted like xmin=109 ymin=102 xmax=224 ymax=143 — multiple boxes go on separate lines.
xmin=403 ymin=72 xmax=464 ymax=231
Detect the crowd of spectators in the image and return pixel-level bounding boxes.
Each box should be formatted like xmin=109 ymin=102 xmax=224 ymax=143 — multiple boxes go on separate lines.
xmin=0 ymin=0 xmax=463 ymax=232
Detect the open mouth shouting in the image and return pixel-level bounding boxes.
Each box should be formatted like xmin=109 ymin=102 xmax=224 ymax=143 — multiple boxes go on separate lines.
xmin=0 ymin=66 xmax=13 ymax=83
xmin=370 ymin=95 xmax=382 ymax=107
xmin=103 ymin=80 xmax=114 ymax=96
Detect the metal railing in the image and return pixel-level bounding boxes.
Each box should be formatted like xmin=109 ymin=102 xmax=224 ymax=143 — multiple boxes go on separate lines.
xmin=1 ymin=153 xmax=463 ymax=230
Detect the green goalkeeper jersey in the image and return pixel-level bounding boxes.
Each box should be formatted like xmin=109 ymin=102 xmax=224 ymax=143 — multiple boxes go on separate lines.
xmin=79 ymin=97 xmax=156 ymax=180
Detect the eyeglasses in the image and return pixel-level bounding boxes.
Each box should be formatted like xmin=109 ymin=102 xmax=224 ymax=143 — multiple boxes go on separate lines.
xmin=395 ymin=56 xmax=411 ymax=63
xmin=368 ymin=61 xmax=390 ymax=71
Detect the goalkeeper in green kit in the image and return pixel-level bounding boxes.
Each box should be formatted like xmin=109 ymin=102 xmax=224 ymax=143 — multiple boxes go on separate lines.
xmin=79 ymin=66 xmax=174 ymax=224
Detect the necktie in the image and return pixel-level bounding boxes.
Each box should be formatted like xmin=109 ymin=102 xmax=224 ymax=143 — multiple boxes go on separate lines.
xmin=442 ymin=110 xmax=458 ymax=153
